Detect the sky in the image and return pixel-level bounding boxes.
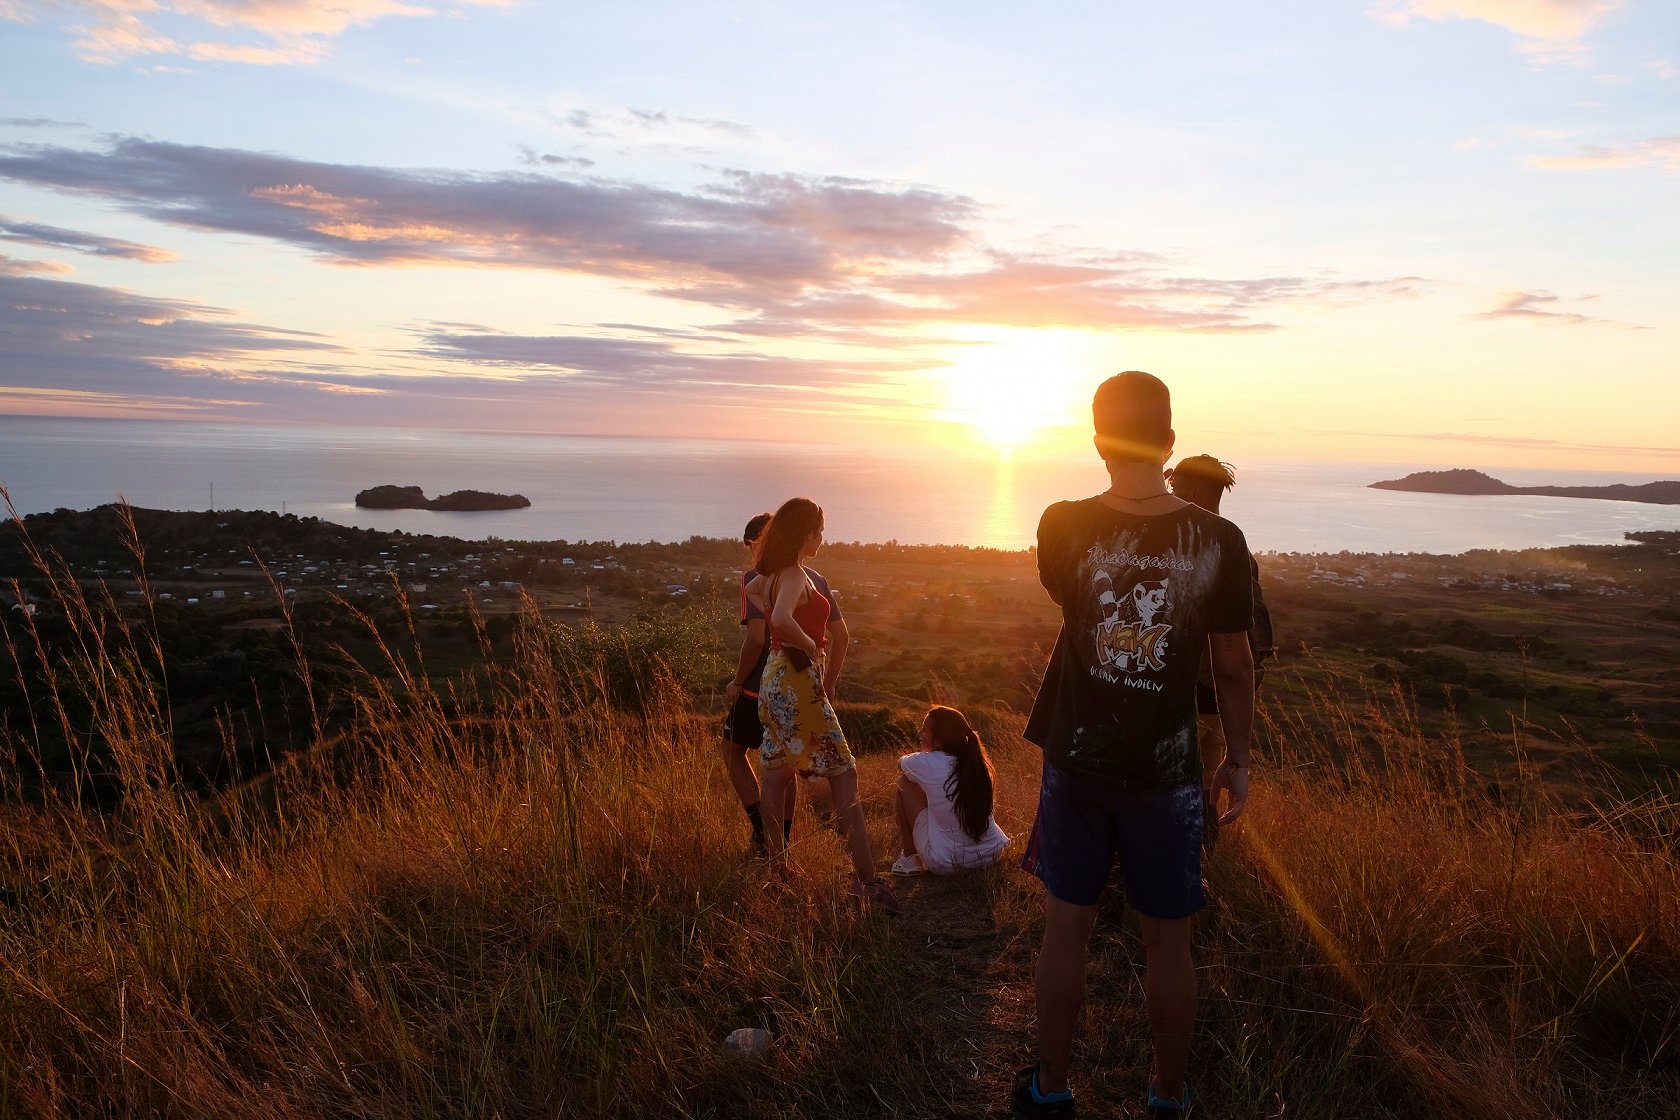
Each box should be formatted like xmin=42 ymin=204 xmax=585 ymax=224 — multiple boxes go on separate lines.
xmin=0 ymin=0 xmax=1676 ymax=471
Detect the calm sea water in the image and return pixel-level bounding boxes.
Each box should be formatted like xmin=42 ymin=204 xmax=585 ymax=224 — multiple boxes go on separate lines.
xmin=3 ymin=417 xmax=1679 ymax=555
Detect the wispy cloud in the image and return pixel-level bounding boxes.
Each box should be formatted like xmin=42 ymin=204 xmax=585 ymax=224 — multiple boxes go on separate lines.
xmin=1318 ymin=428 xmax=1680 ymax=459
xmin=6 ymin=0 xmax=515 ymax=67
xmin=411 ymin=326 xmax=936 ymax=393
xmin=710 ymin=257 xmax=1427 ymax=339
xmin=1469 ymin=289 xmax=1635 ymax=327
xmin=553 ymin=106 xmax=758 ymax=142
xmin=0 ymin=137 xmax=1438 ymax=426
xmin=0 ymin=216 xmax=175 ymax=261
xmin=515 ymin=146 xmax=596 ymax=170
xmin=0 ymin=137 xmax=1425 ymax=343
xmin=0 ymin=251 xmax=74 ymax=277
xmin=0 ymin=384 xmax=248 ymax=419
xmin=1368 ymin=0 xmax=1623 ymax=43
xmin=0 ymin=268 xmax=937 ymax=425
xmin=0 ymin=138 xmax=976 ymax=292
xmin=0 ymin=273 xmax=336 ymax=403
xmin=0 ymin=117 xmax=88 ymax=129
xmin=1527 ymin=134 xmax=1680 ymax=171
xmin=1407 ymin=431 xmax=1577 ymax=449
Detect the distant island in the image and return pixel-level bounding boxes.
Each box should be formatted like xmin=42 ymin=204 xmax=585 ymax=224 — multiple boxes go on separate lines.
xmin=1370 ymin=469 xmax=1680 ymax=506
xmin=355 ymin=485 xmax=531 ymax=512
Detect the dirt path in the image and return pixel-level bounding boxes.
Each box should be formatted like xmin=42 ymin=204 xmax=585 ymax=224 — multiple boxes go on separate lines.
xmin=849 ymin=738 xmax=1168 ymax=1119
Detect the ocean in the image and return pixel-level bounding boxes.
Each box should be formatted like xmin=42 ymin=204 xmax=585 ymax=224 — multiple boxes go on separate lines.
xmin=3 ymin=417 xmax=1679 ymax=555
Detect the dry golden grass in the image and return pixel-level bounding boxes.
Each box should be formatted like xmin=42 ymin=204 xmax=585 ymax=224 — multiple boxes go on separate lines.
xmin=1 ymin=516 xmax=1677 ymax=1118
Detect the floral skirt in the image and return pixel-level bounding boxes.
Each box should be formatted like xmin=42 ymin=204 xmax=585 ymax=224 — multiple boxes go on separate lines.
xmin=757 ymin=649 xmax=855 ymax=777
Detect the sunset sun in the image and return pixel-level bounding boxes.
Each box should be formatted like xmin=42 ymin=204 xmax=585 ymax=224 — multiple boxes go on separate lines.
xmin=937 ymin=329 xmax=1099 ymax=453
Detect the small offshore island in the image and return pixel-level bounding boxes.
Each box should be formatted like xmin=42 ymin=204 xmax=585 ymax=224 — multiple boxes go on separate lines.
xmin=1371 ymin=469 xmax=1680 ymax=506
xmin=355 ymin=485 xmax=531 ymax=512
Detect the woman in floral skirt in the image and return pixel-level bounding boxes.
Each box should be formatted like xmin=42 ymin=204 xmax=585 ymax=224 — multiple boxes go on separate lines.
xmin=747 ymin=497 xmax=897 ymax=911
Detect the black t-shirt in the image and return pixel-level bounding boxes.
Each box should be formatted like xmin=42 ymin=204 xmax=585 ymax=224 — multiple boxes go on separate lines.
xmin=1025 ymin=497 xmax=1253 ymax=791
xmin=1196 ymin=553 xmax=1274 ymax=714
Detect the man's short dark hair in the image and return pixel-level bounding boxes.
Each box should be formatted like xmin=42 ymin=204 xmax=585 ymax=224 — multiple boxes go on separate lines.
xmin=743 ymin=512 xmax=773 ymax=545
xmin=1093 ymin=371 xmax=1172 ymax=463
xmin=1169 ymin=455 xmax=1236 ymax=514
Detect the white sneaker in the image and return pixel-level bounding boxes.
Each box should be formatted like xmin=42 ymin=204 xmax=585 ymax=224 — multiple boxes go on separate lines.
xmin=891 ymin=852 xmax=924 ymax=876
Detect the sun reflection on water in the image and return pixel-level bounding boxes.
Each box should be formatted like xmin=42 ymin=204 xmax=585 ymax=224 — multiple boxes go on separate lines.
xmin=981 ymin=455 xmax=1027 ymax=549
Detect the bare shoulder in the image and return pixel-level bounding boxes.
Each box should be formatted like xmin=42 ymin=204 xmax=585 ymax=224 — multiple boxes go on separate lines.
xmin=765 ymin=565 xmax=812 ymax=604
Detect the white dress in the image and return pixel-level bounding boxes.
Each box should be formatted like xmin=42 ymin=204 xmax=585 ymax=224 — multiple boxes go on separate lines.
xmin=900 ymin=750 xmax=1010 ymax=874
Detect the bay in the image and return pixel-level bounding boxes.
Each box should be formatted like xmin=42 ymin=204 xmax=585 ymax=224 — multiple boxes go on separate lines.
xmin=3 ymin=417 xmax=1679 ymax=555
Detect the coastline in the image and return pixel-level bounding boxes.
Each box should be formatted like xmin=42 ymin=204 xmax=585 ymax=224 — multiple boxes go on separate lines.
xmin=5 ymin=418 xmax=1680 ymax=554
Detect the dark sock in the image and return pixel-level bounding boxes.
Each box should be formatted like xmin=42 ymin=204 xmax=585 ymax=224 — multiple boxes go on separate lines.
xmin=744 ymin=802 xmax=764 ymax=838
xmin=783 ymin=818 xmax=792 ymax=841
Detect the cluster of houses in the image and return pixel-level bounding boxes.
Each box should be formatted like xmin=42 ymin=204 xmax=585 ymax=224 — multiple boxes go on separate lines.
xmin=63 ymin=544 xmax=604 ymax=611
xmin=5 ymin=515 xmax=784 ymax=620
xmin=1271 ymin=556 xmax=1624 ymax=598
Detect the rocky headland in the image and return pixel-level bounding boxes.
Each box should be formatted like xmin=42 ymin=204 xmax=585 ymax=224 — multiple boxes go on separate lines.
xmin=355 ymin=485 xmax=531 ymax=511
xmin=1371 ymin=469 xmax=1680 ymax=505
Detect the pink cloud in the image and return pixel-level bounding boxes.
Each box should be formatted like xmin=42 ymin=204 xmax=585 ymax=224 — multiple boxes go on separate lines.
xmin=0 ymin=138 xmax=1430 ymax=343
xmin=1369 ymin=0 xmax=1623 ymax=42
xmin=1528 ymin=135 xmax=1680 ymax=172
xmin=0 ymin=252 xmax=74 ymax=277
xmin=1 ymin=215 xmax=176 ymax=261
xmin=12 ymin=0 xmax=512 ymax=66
xmin=1469 ymin=289 xmax=1637 ymax=327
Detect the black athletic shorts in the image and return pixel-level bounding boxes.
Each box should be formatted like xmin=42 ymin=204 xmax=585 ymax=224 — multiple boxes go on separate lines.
xmin=722 ymin=692 xmax=765 ymax=750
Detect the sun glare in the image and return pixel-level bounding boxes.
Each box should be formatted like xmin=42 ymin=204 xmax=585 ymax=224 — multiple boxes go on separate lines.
xmin=937 ymin=329 xmax=1099 ymax=453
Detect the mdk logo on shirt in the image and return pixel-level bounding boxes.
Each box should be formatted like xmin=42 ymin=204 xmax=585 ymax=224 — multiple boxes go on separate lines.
xmin=1091 ymin=567 xmax=1173 ymax=674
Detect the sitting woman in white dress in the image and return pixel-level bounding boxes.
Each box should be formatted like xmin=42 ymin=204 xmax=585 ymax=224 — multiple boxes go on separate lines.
xmin=892 ymin=705 xmax=1010 ymax=876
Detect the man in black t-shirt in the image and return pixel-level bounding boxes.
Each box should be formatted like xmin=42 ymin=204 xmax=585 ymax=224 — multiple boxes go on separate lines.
xmin=1012 ymin=372 xmax=1256 ymax=1120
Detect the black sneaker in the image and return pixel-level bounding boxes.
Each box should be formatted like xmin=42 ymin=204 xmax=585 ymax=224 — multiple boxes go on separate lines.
xmin=846 ymin=875 xmax=902 ymax=917
xmin=1011 ymin=1065 xmax=1075 ymax=1118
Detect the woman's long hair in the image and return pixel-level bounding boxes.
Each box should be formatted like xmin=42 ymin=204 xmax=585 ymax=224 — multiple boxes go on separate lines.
xmin=753 ymin=497 xmax=823 ymax=578
xmin=927 ymin=706 xmax=995 ymax=843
